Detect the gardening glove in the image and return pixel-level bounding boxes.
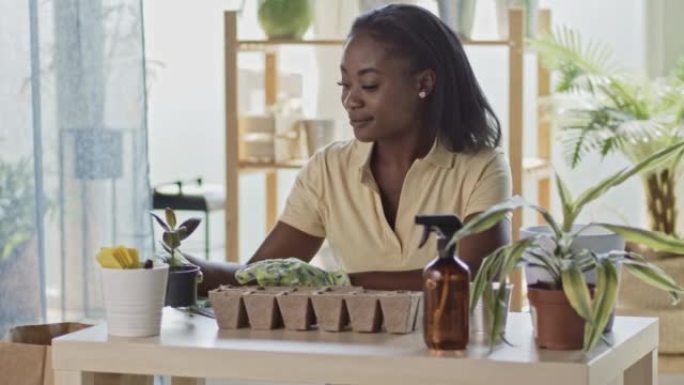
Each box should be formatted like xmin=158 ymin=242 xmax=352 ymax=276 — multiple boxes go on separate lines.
xmin=234 ymin=258 xmax=350 ymax=287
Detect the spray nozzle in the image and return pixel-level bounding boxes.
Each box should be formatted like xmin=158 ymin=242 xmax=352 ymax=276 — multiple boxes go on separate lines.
xmin=415 ymin=214 xmax=463 ymax=258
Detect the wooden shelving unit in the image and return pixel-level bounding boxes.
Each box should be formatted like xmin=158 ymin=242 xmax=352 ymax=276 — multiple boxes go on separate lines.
xmin=223 ymin=9 xmax=553 ymax=278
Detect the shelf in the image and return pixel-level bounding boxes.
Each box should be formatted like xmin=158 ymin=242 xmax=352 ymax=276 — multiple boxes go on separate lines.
xmin=523 ymin=157 xmax=552 ymax=178
xmin=223 ymin=8 xmax=550 ymax=269
xmin=238 ymin=159 xmax=307 ymax=170
xmin=238 ymin=157 xmax=550 ymax=175
xmin=238 ymin=39 xmax=346 ymax=51
xmin=237 ymin=38 xmax=510 ymax=51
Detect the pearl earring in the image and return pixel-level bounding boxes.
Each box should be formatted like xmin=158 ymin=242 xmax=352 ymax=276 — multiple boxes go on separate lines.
xmin=418 ymin=91 xmax=427 ymax=99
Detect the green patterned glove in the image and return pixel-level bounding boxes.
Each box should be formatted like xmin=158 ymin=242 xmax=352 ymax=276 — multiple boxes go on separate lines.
xmin=234 ymin=258 xmax=350 ymax=287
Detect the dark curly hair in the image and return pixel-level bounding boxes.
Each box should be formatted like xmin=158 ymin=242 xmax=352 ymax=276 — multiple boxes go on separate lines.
xmin=349 ymin=4 xmax=502 ymax=153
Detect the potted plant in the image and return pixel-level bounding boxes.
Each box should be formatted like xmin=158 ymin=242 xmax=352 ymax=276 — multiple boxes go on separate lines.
xmin=531 ymin=28 xmax=684 ymax=352
xmin=97 ymin=246 xmax=170 ymax=337
xmin=531 ymin=27 xmax=684 ymax=240
xmin=449 ymin=141 xmax=684 ymax=351
xmin=150 ymin=207 xmax=202 ymax=308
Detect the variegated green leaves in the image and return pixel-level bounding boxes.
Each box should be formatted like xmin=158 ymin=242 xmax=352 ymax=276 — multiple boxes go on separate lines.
xmin=470 ymin=238 xmax=535 ymax=347
xmin=557 ymin=258 xmax=618 ymax=351
xmin=456 ymin=140 xmax=684 ymax=352
xmin=559 ymin=141 xmax=684 ymax=231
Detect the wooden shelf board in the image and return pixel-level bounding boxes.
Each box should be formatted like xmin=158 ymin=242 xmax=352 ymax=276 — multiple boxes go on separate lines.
xmin=238 ymin=159 xmax=307 ymax=170
xmin=237 ymin=38 xmax=509 ymax=51
xmin=523 ymin=157 xmax=552 ymax=177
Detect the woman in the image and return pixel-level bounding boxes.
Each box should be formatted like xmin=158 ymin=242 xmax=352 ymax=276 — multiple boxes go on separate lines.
xmin=194 ymin=4 xmax=511 ymax=294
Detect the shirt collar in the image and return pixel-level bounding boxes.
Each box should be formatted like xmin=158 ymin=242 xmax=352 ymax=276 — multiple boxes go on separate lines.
xmin=352 ymin=137 xmax=455 ymax=171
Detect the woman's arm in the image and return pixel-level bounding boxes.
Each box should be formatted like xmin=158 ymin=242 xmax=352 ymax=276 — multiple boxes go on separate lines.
xmin=349 ymin=269 xmax=424 ymax=291
xmin=348 ymin=215 xmax=511 ymax=291
xmin=191 ymin=221 xmax=324 ymax=296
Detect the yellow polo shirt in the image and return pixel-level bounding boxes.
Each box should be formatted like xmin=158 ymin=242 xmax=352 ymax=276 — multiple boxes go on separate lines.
xmin=279 ymin=139 xmax=511 ymax=273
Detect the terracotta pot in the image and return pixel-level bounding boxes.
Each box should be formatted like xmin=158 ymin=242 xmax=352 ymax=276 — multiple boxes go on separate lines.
xmin=527 ymin=283 xmax=586 ymax=350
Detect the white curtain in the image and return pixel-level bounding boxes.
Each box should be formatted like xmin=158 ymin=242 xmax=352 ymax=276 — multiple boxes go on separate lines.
xmin=0 ymin=0 xmax=151 ymax=335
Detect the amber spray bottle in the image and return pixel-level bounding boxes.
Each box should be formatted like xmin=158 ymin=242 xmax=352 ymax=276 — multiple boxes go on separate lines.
xmin=416 ymin=215 xmax=470 ymax=350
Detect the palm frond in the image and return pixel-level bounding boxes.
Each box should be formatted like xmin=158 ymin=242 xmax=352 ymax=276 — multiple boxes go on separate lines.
xmin=531 ymin=26 xmax=615 ymax=92
xmin=672 ymin=56 xmax=684 ymax=84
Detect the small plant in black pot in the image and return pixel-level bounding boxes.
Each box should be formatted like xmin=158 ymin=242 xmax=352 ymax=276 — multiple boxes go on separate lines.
xmin=151 ymin=207 xmax=202 ymax=307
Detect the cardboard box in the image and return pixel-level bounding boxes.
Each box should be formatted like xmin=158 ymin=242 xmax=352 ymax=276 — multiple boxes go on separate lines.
xmin=0 ymin=322 xmax=151 ymax=385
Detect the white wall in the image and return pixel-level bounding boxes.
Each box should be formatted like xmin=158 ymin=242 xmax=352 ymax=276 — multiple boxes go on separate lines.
xmin=145 ymin=0 xmax=670 ymax=262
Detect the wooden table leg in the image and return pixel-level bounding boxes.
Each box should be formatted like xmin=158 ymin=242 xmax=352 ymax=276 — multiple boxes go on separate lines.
xmin=624 ymin=349 xmax=657 ymax=385
xmin=54 ymin=370 xmax=94 ymax=385
xmin=171 ymin=377 xmax=206 ymax=385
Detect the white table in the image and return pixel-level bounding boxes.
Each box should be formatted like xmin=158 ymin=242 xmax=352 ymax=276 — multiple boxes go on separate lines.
xmin=52 ymin=308 xmax=658 ymax=385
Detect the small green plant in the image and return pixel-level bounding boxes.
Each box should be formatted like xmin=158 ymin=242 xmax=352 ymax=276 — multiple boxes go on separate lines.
xmin=0 ymin=157 xmax=36 ymax=262
xmin=150 ymin=207 xmax=201 ymax=270
xmin=450 ymin=141 xmax=684 ymax=351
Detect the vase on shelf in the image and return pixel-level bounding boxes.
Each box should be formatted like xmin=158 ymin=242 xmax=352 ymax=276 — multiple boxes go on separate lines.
xmin=494 ymin=0 xmax=539 ymax=39
xmin=437 ymin=0 xmax=477 ymax=40
xmin=258 ymin=0 xmax=313 ymax=40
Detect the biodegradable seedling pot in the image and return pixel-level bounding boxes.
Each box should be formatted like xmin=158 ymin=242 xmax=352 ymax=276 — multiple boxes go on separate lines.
xmin=311 ymin=291 xmax=350 ymax=332
xmin=379 ymin=291 xmax=422 ymax=334
xmin=276 ymin=288 xmax=319 ymax=331
xmin=242 ymin=289 xmax=289 ymax=330
xmin=328 ymin=286 xmax=363 ymax=293
xmin=344 ymin=291 xmax=383 ymax=333
xmin=209 ymin=287 xmax=254 ymax=329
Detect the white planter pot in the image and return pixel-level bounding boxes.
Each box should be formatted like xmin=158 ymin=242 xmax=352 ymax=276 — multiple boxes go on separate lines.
xmin=521 ymin=224 xmax=625 ymax=285
xmin=100 ymin=264 xmax=169 ymax=337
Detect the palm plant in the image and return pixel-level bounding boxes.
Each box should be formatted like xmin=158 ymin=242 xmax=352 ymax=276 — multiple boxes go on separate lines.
xmin=531 ymin=27 xmax=684 ymax=241
xmin=449 ymin=141 xmax=684 ymax=351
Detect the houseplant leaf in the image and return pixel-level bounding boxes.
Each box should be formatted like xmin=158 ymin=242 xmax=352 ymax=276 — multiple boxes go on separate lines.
xmin=560 ymin=260 xmax=593 ymax=321
xmin=596 ymin=223 xmax=684 ymax=255
xmin=449 ymin=195 xmax=526 ymax=248
xmin=178 ymin=218 xmax=201 ymax=238
xmin=470 ymin=238 xmax=536 ymax=347
xmin=572 ymin=140 xmax=684 ymax=223
xmin=164 ymin=207 xmax=177 ymax=229
xmin=150 ymin=212 xmax=170 ymax=231
xmin=584 ymin=258 xmax=619 ymax=351
xmin=555 ymin=173 xmax=575 ymax=231
xmin=622 ymin=259 xmax=683 ymax=304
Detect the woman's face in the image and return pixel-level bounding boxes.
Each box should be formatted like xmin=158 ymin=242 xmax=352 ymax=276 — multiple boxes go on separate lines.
xmin=339 ymin=33 xmax=424 ymax=142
